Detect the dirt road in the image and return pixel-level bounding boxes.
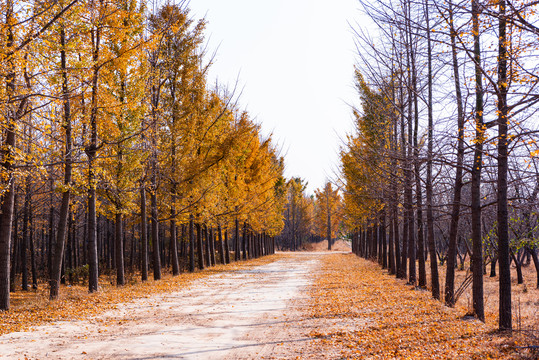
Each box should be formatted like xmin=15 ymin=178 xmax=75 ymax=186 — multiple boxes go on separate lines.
xmin=0 ymin=253 xmax=324 ymax=360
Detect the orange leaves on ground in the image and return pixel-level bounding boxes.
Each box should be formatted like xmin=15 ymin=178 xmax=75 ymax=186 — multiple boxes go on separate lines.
xmin=307 ymin=253 xmax=518 ymax=359
xmin=0 ymin=254 xmax=282 ymax=336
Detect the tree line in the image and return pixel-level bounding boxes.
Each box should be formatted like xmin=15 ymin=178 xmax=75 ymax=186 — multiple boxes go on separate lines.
xmin=277 ymin=178 xmax=343 ymax=251
xmin=0 ymin=0 xmax=285 ymax=310
xmin=343 ymin=0 xmax=539 ymax=332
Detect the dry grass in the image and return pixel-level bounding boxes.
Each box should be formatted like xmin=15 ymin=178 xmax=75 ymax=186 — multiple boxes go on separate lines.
xmin=0 ymin=254 xmax=283 ymax=336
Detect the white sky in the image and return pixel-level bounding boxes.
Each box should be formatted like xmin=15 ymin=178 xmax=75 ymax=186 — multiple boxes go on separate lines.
xmin=188 ymin=0 xmax=361 ymax=194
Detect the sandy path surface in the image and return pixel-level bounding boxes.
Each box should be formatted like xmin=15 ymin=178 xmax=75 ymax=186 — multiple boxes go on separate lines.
xmin=0 ymin=253 xmax=323 ymax=360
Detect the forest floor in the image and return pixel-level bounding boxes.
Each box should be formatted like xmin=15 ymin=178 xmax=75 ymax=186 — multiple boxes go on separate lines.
xmin=0 ymin=249 xmax=537 ymax=359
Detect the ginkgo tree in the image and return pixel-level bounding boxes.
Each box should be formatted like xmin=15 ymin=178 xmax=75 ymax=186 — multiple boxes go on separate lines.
xmin=314 ymin=182 xmax=342 ymax=250
xmin=0 ymin=1 xmax=285 ymax=310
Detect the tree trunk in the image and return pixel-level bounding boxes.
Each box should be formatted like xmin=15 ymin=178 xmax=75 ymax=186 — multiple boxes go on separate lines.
xmin=235 ymin=217 xmax=240 ymax=261
xmin=224 ymin=228 xmax=231 ymax=264
xmin=196 ymin=223 xmax=204 ymax=269
xmin=0 ymin=179 xmax=15 ymax=309
xmin=510 ymin=251 xmax=523 ymax=284
xmin=140 ymin=185 xmax=149 ymax=281
xmin=398 ymin=100 xmax=408 ymax=280
xmin=424 ymin=4 xmax=440 ymax=292
xmin=170 ymin=207 xmax=179 ymax=276
xmin=242 ymin=222 xmax=247 ymax=260
xmin=414 ymin=162 xmax=426 ymax=288
xmin=470 ymin=0 xmax=485 ymax=322
xmin=86 ymin=26 xmax=101 ymax=294
xmin=29 ymin=211 xmax=37 ymax=290
xmin=50 ymin=25 xmax=73 ymax=300
xmin=497 ymin=0 xmax=511 ymax=332
xmin=115 ymin=213 xmax=125 ymax=286
xmin=189 ymin=215 xmax=195 ymax=272
xmin=150 ymin=176 xmax=161 ymax=280
xmin=445 ymin=0 xmax=466 ymax=307
xmin=218 ymin=225 xmax=225 ymax=264
xmin=327 ymin=193 xmax=332 ymax=251
xmin=382 ymin=211 xmax=387 ymax=269
xmin=425 ymin=0 xmax=439 ymax=296
xmin=10 ymin=210 xmax=19 ymax=293
xmin=0 ymin=0 xmax=20 ymax=310
xmin=21 ymin=178 xmax=30 ymax=291
xmin=204 ymin=225 xmax=211 ymax=266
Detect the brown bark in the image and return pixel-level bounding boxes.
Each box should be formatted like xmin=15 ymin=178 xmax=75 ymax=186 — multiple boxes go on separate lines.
xmin=497 ymin=0 xmax=511 ymax=332
xmin=425 ymin=0 xmax=439 ymax=300
xmin=224 ymin=228 xmax=231 ymax=264
xmin=444 ymin=0 xmax=466 ymax=307
xmin=189 ymin=215 xmax=195 ymax=272
xmin=50 ymin=25 xmax=73 ymax=300
xmin=196 ymin=223 xmax=204 ymax=269
xmin=140 ymin=186 xmax=149 ymax=281
xmin=471 ymin=0 xmax=485 ymax=322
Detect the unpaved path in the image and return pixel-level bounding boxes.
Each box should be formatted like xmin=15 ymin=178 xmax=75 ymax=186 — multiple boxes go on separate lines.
xmin=0 ymin=253 xmax=325 ymax=360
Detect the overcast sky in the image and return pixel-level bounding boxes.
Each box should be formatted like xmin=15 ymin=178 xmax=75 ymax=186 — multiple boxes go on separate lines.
xmin=188 ymin=0 xmax=361 ymax=194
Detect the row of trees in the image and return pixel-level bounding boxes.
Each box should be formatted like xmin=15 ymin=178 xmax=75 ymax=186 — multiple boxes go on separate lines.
xmin=277 ymin=178 xmax=343 ymax=251
xmin=0 ymin=1 xmax=285 ymax=310
xmin=343 ymin=0 xmax=539 ymax=332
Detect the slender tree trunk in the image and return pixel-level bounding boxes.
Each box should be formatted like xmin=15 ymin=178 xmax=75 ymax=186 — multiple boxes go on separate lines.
xmin=510 ymin=251 xmax=523 ymax=284
xmin=209 ymin=228 xmax=216 ymax=265
xmin=204 ymin=225 xmax=211 ymax=266
xmin=445 ymin=0 xmax=466 ymax=307
xmin=29 ymin=212 xmax=37 ymax=290
xmin=218 ymin=225 xmax=225 ymax=264
xmin=150 ymin=176 xmax=161 ymax=280
xmin=242 ymin=222 xmax=247 ymax=260
xmin=115 ymin=213 xmax=125 ymax=286
xmin=86 ymin=26 xmax=101 ymax=294
xmin=470 ymin=0 xmax=485 ymax=321
xmin=382 ymin=210 xmax=388 ymax=269
xmin=196 ymin=223 xmax=204 ymax=269
xmin=414 ymin=163 xmax=426 ymax=288
xmin=327 ymin=193 xmax=332 ymax=251
xmin=47 ymin=199 xmax=53 ymax=281
xmin=140 ymin=185 xmax=148 ymax=281
xmin=412 ymin=57 xmax=426 ymax=288
xmin=0 ymin=0 xmax=18 ymax=309
xmin=497 ymin=0 xmax=511 ymax=332
xmin=224 ymin=228 xmax=231 ymax=264
xmin=170 ymin=215 xmax=179 ymax=276
xmin=425 ymin=0 xmax=439 ymax=300
xmin=10 ymin=210 xmax=19 ymax=293
xmin=189 ymin=215 xmax=195 ymax=272
xmin=50 ymin=25 xmax=73 ymax=299
xmin=21 ymin=179 xmax=30 ymax=291
xmin=398 ymin=101 xmax=408 ymax=280
xmin=394 ymin=211 xmax=400 ymax=276
xmin=234 ymin=217 xmax=240 ymax=261
xmin=404 ymin=0 xmax=415 ymax=286
xmin=0 ymin=181 xmax=15 ymax=309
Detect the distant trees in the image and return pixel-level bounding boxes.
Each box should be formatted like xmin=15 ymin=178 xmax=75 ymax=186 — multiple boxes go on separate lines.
xmin=277 ymin=179 xmax=344 ymax=251
xmin=345 ymin=0 xmax=539 ymax=332
xmin=314 ymin=182 xmax=342 ymax=250
xmin=279 ymin=178 xmax=313 ymax=250
xmin=0 ymin=2 xmax=283 ymax=310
